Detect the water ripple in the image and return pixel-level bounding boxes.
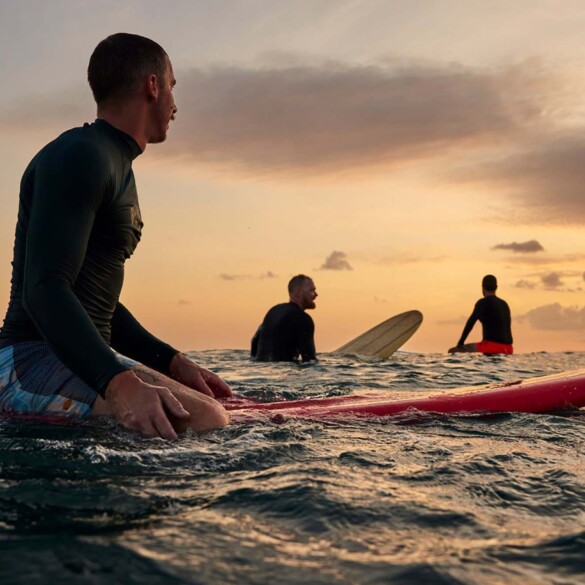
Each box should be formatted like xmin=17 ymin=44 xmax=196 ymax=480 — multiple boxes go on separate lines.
xmin=1 ymin=350 xmax=585 ymax=584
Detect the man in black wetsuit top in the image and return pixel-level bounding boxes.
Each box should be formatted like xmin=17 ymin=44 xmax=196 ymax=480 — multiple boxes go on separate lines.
xmin=0 ymin=33 xmax=232 ymax=440
xmin=448 ymin=274 xmax=513 ymax=355
xmin=251 ymin=275 xmax=318 ymax=362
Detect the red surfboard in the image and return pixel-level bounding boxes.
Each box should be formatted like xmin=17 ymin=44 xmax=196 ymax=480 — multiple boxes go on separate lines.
xmin=223 ymin=369 xmax=585 ymax=422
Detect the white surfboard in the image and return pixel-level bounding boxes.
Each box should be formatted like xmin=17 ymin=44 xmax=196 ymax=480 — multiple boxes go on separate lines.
xmin=332 ymin=310 xmax=423 ymax=358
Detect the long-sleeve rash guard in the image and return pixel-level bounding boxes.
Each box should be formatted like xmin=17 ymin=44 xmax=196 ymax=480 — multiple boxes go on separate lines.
xmin=457 ymin=295 xmax=513 ymax=347
xmin=0 ymin=119 xmax=178 ymax=396
xmin=251 ymin=302 xmax=316 ymax=362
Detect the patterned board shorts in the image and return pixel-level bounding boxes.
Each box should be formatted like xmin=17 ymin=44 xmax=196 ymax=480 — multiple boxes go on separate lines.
xmin=0 ymin=341 xmax=138 ymax=418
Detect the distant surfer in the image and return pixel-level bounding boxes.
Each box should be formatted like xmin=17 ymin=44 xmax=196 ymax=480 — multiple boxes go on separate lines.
xmin=251 ymin=275 xmax=318 ymax=362
xmin=0 ymin=33 xmax=232 ymax=440
xmin=449 ymin=275 xmax=513 ymax=355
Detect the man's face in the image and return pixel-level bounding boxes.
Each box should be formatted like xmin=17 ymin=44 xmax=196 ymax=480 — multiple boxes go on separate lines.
xmin=298 ymin=279 xmax=318 ymax=310
xmin=150 ymin=56 xmax=177 ymax=144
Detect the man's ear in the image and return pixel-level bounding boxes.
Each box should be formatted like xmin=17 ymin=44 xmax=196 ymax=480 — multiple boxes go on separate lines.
xmin=146 ymin=73 xmax=159 ymax=101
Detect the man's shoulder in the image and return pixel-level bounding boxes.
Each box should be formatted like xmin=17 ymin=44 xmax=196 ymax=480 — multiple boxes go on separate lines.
xmin=481 ymin=295 xmax=510 ymax=311
xmin=265 ymin=302 xmax=294 ymax=316
xmin=486 ymin=295 xmax=508 ymax=305
xmin=38 ymin=123 xmax=111 ymax=170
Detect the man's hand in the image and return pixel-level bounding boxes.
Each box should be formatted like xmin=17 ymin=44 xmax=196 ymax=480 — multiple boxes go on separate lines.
xmin=169 ymin=353 xmax=233 ymax=398
xmin=449 ymin=344 xmax=472 ymax=353
xmin=105 ymin=370 xmax=190 ymax=440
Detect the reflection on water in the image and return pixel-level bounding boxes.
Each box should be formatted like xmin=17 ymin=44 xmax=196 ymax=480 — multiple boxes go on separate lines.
xmin=1 ymin=351 xmax=585 ymax=584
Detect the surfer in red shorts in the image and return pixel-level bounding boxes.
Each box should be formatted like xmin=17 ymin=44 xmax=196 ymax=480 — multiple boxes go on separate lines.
xmin=449 ymin=274 xmax=513 ymax=355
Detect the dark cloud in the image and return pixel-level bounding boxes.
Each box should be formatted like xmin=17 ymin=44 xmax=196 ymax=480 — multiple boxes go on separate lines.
xmin=166 ymin=61 xmax=545 ymax=174
xmin=518 ymin=303 xmax=585 ymax=331
xmin=514 ymin=270 xmax=583 ymax=291
xmin=515 ymin=279 xmax=536 ymax=289
xmin=320 ymin=250 xmax=353 ymax=271
xmin=178 ymin=299 xmax=191 ymax=305
xmin=541 ymin=272 xmax=563 ymax=288
xmin=2 ymin=59 xmax=547 ymax=175
xmin=459 ymin=130 xmax=585 ymax=223
xmin=492 ymin=240 xmax=544 ymax=253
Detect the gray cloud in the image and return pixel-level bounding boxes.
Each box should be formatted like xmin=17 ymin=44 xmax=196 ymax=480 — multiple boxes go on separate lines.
xmin=1 ymin=59 xmax=548 ymax=175
xmin=515 ymin=279 xmax=537 ymax=289
xmin=320 ymin=250 xmax=353 ymax=271
xmin=518 ymin=303 xmax=585 ymax=331
xmin=0 ymin=87 xmax=93 ymax=131
xmin=166 ymin=61 xmax=546 ymax=174
xmin=514 ymin=270 xmax=584 ymax=291
xmin=492 ymin=240 xmax=544 ymax=253
xmin=459 ymin=130 xmax=585 ymax=223
xmin=541 ymin=272 xmax=563 ymax=288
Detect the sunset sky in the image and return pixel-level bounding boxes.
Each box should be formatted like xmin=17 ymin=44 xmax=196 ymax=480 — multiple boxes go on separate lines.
xmin=2 ymin=0 xmax=585 ymax=354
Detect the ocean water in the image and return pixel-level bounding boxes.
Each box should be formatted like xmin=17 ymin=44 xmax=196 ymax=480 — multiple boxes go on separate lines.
xmin=1 ymin=350 xmax=585 ymax=585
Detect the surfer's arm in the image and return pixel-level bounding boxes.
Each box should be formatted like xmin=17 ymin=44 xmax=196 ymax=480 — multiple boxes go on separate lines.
xmin=110 ymin=304 xmax=233 ymax=399
xmin=297 ymin=315 xmax=317 ymax=362
xmin=457 ymin=303 xmax=481 ymax=346
xmin=110 ymin=302 xmax=179 ymax=376
xmin=250 ymin=325 xmax=261 ymax=358
xmin=22 ymin=142 xmax=129 ymax=396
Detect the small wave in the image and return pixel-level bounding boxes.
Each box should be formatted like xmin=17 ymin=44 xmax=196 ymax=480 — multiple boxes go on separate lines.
xmin=1 ymin=350 xmax=585 ymax=583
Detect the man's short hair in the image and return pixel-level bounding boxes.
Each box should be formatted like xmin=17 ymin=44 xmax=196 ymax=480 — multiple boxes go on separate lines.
xmin=288 ymin=274 xmax=311 ymax=295
xmin=482 ymin=274 xmax=498 ymax=292
xmin=88 ymin=33 xmax=168 ymax=104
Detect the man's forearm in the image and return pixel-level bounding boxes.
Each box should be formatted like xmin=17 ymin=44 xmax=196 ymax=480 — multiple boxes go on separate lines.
xmin=110 ymin=302 xmax=179 ymax=375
